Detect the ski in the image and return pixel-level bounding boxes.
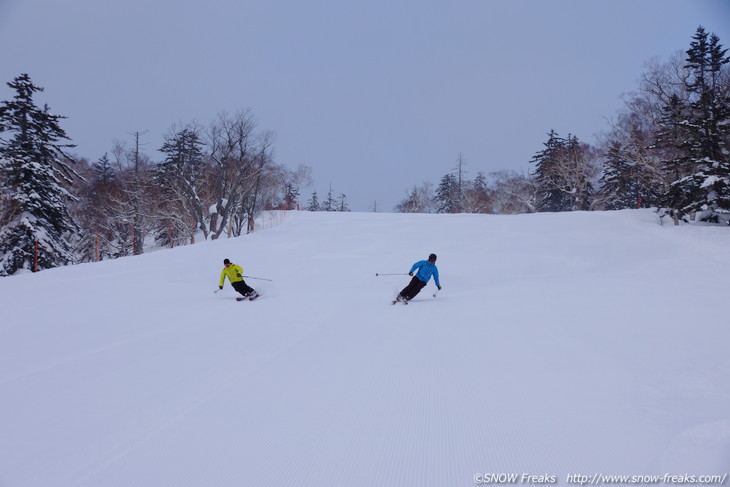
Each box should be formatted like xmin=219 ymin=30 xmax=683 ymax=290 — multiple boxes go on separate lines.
xmin=236 ymin=293 xmax=260 ymax=302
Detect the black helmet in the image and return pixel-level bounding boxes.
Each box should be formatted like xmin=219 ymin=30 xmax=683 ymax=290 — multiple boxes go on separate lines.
xmin=223 ymin=258 xmax=231 ymax=265
xmin=428 ymin=253 xmax=437 ymax=262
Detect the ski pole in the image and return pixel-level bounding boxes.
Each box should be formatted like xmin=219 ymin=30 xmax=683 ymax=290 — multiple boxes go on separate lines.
xmin=242 ymin=275 xmax=273 ymax=281
xmin=375 ymin=273 xmax=408 ymax=277
xmin=433 ymin=288 xmax=441 ymax=298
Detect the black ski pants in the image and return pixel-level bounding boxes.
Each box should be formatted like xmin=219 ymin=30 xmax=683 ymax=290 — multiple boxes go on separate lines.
xmin=232 ymin=279 xmax=255 ymax=297
xmin=399 ymin=276 xmax=427 ymax=301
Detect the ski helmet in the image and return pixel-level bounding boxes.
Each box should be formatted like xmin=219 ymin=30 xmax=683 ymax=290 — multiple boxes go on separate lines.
xmin=223 ymin=258 xmax=231 ymax=265
xmin=428 ymin=253 xmax=437 ymax=262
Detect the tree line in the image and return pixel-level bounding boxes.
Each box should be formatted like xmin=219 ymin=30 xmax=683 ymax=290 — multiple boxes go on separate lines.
xmin=305 ymin=184 xmax=351 ymax=212
xmin=398 ymin=26 xmax=730 ymax=225
xmin=2 ymin=26 xmax=728 ymax=276
xmin=0 ymin=77 xmax=312 ymax=275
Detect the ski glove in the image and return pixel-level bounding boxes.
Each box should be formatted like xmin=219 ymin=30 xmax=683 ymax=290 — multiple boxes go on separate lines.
xmin=219 ymin=286 xmax=223 ymax=290
xmin=409 ymin=272 xmax=413 ymax=276
xmin=438 ymin=286 xmax=442 ymax=290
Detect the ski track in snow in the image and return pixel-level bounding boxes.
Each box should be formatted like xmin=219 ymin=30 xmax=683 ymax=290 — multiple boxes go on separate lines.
xmin=8 ymin=303 xmax=333 ymax=487
xmin=1 ymin=210 xmax=729 ymax=486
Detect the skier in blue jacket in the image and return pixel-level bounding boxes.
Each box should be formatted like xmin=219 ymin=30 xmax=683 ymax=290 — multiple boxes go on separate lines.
xmin=396 ymin=253 xmax=441 ymax=303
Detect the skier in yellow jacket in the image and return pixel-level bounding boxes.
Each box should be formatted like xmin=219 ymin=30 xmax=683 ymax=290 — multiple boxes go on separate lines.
xmin=219 ymin=258 xmax=258 ymax=300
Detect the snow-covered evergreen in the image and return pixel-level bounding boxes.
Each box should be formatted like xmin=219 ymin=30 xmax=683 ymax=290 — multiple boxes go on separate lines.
xmin=92 ymin=153 xmax=116 ymax=185
xmin=306 ymin=190 xmax=321 ymax=211
xmin=531 ymin=131 xmax=594 ymax=212
xmin=434 ymin=172 xmax=461 ymax=213
xmin=155 ymin=127 xmax=208 ymax=242
xmin=0 ymin=74 xmax=80 ymax=275
xmin=598 ymin=142 xmax=661 ymax=210
xmin=660 ymin=27 xmax=730 ymax=223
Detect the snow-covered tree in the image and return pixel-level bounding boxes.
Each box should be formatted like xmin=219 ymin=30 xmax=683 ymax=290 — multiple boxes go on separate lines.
xmin=69 ymin=155 xmax=116 ymax=262
xmin=531 ymin=131 xmax=595 ymax=212
xmin=322 ymin=185 xmax=337 ymax=212
xmin=279 ymin=164 xmax=312 ymax=210
xmin=597 ymin=109 xmax=666 ymax=210
xmin=119 ymin=132 xmax=154 ymax=254
xmin=90 ymin=142 xmax=147 ymax=258
xmin=93 ymin=153 xmax=116 ymax=185
xmin=155 ymin=126 xmax=208 ymax=243
xmin=434 ymin=173 xmax=461 ymax=213
xmin=597 ymin=142 xmax=644 ymax=210
xmin=206 ymin=110 xmax=275 ymax=237
xmin=307 ymin=190 xmax=321 ymax=211
xmin=462 ymin=171 xmax=492 ymax=213
xmin=282 ymin=184 xmax=300 ymax=210
xmin=531 ymin=130 xmax=568 ymax=212
xmin=664 ymin=27 xmax=730 ymax=222
xmin=338 ymin=193 xmax=350 ymax=212
xmin=395 ymin=182 xmax=434 ymax=213
xmin=489 ymin=170 xmax=537 ymax=214
xmin=0 ymin=74 xmax=80 ymax=275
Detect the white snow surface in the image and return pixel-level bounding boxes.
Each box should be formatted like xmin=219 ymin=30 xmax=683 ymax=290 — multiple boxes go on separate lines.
xmin=1 ymin=209 xmax=729 ymax=486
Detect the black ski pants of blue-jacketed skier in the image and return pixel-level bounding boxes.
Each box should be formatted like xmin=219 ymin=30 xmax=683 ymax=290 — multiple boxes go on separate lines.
xmin=399 ymin=276 xmax=427 ymax=301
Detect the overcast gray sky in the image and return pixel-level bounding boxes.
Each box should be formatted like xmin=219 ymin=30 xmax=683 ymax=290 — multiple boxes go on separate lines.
xmin=2 ymin=0 xmax=730 ymax=211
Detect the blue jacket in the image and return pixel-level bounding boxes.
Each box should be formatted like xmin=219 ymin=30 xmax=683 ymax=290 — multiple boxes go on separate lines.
xmin=410 ymin=260 xmax=440 ymax=287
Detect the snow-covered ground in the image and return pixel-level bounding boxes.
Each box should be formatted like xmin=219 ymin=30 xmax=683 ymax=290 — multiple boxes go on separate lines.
xmin=1 ymin=210 xmax=729 ymax=486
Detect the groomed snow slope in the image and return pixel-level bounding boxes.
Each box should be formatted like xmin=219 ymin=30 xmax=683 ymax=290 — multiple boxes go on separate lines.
xmin=1 ymin=210 xmax=729 ymax=486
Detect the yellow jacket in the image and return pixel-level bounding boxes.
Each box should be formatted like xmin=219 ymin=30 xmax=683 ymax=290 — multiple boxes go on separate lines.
xmin=220 ymin=263 xmax=244 ymax=287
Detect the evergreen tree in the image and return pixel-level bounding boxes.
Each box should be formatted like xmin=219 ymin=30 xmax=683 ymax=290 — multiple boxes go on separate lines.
xmin=283 ymin=183 xmax=299 ymax=209
xmin=322 ymin=185 xmax=337 ymax=212
xmin=531 ymin=130 xmax=568 ymax=212
xmin=155 ymin=127 xmax=208 ymax=242
xmin=473 ymin=171 xmax=488 ymax=194
xmin=531 ymin=131 xmax=595 ymax=212
xmin=307 ymin=190 xmax=320 ymax=211
xmin=662 ymin=27 xmax=730 ymax=222
xmin=338 ymin=193 xmax=350 ymax=212
xmin=598 ymin=142 xmax=640 ymax=210
xmin=0 ymin=74 xmax=80 ymax=275
xmin=654 ymin=95 xmax=691 ymax=181
xmin=93 ymin=153 xmax=116 ymax=185
xmin=434 ymin=173 xmax=460 ymax=213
